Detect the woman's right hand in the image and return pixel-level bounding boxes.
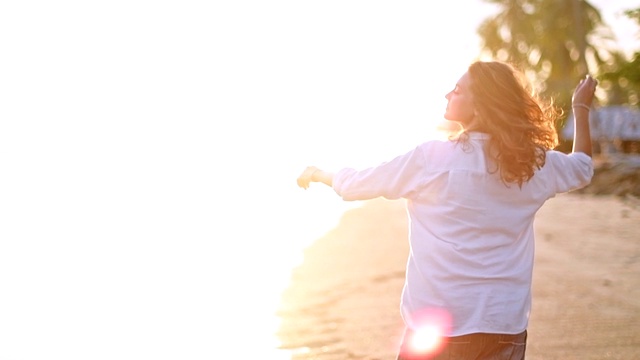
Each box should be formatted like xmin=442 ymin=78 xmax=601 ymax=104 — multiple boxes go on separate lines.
xmin=297 ymin=166 xmax=320 ymax=189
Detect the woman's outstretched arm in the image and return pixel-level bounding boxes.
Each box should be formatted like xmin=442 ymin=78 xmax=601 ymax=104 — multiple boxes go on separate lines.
xmin=297 ymin=166 xmax=334 ymax=189
xmin=571 ymin=75 xmax=598 ymax=157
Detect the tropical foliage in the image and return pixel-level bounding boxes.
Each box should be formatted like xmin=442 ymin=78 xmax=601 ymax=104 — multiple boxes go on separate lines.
xmin=598 ymin=8 xmax=640 ymax=107
xmin=476 ymin=0 xmax=621 ymax=115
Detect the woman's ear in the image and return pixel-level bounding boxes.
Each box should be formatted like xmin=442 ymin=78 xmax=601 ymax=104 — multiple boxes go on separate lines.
xmin=462 ymin=109 xmax=482 ymax=132
xmin=473 ymin=109 xmax=481 ymax=122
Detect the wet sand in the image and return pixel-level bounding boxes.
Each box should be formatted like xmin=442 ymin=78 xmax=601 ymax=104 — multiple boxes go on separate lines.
xmin=277 ymin=194 xmax=640 ymax=360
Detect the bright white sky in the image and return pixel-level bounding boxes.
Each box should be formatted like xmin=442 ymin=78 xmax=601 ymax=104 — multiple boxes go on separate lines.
xmin=0 ymin=1 xmax=638 ymax=359
xmin=591 ymin=0 xmax=640 ymax=56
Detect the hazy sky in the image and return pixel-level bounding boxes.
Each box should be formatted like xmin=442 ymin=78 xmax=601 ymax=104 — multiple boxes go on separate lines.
xmin=591 ymin=0 xmax=639 ymax=54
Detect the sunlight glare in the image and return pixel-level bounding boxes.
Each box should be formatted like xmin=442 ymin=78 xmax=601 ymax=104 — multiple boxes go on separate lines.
xmin=410 ymin=325 xmax=442 ymax=353
xmin=400 ymin=307 xmax=453 ymax=358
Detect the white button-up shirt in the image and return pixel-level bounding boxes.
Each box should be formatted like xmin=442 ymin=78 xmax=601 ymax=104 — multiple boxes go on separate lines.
xmin=332 ymin=132 xmax=593 ymax=336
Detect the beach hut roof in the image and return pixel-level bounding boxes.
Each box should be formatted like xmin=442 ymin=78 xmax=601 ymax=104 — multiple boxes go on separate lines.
xmin=562 ymin=105 xmax=640 ymax=141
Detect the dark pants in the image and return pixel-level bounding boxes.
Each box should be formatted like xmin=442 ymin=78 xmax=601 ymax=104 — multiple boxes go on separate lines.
xmin=397 ymin=330 xmax=527 ymax=360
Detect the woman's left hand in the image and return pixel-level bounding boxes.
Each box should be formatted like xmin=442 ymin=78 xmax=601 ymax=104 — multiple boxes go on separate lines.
xmin=572 ymin=75 xmax=598 ymax=108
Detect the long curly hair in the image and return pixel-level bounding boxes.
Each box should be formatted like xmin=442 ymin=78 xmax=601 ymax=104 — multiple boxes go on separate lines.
xmin=467 ymin=61 xmax=560 ymax=187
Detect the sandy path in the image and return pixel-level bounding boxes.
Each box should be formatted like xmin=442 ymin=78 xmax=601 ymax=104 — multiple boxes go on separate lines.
xmin=527 ymin=194 xmax=640 ymax=359
xmin=277 ymin=194 xmax=640 ymax=360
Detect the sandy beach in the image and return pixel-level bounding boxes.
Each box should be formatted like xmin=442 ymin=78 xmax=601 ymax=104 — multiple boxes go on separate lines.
xmin=277 ymin=193 xmax=640 ymax=360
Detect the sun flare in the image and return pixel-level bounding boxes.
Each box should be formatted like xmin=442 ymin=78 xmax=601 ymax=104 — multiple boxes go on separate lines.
xmin=410 ymin=325 xmax=443 ymax=353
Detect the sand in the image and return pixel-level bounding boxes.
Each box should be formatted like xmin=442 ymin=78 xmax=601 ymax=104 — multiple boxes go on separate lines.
xmin=277 ymin=193 xmax=640 ymax=360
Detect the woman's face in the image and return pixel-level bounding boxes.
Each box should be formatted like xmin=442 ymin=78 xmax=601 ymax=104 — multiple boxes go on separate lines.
xmin=444 ymin=71 xmax=475 ymax=124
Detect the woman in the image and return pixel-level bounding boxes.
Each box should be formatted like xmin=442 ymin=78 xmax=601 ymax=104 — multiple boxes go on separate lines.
xmin=297 ymin=61 xmax=597 ymax=360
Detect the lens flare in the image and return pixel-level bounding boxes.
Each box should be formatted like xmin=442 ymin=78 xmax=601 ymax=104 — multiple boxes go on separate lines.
xmin=410 ymin=325 xmax=442 ymax=353
xmin=399 ymin=308 xmax=452 ymax=359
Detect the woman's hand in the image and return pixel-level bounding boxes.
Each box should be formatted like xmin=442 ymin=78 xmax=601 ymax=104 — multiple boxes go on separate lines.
xmin=571 ymin=75 xmax=597 ymax=156
xmin=572 ymin=75 xmax=598 ymax=109
xmin=297 ymin=166 xmax=320 ymax=189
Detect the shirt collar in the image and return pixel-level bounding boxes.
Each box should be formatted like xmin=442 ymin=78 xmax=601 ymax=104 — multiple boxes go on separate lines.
xmin=466 ymin=131 xmax=490 ymax=140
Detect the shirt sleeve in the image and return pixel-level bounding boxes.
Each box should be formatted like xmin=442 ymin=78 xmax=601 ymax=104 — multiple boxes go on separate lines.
xmin=546 ymin=151 xmax=594 ymax=194
xmin=332 ymin=145 xmax=427 ymax=201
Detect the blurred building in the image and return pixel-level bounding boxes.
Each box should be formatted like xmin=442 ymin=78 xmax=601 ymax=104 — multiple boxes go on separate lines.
xmin=562 ymin=105 xmax=640 ymax=154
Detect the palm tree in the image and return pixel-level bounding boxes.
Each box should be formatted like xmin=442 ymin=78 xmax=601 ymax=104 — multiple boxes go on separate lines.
xmin=477 ymin=0 xmax=613 ymax=113
xmin=599 ymin=7 xmax=640 ymax=107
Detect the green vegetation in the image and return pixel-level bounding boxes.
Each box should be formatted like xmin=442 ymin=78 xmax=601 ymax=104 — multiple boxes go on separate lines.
xmin=598 ymin=8 xmax=640 ymax=107
xmin=477 ymin=0 xmax=640 ymax=131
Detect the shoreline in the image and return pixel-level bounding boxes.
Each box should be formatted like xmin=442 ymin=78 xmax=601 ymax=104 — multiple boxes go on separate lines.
xmin=277 ymin=193 xmax=640 ymax=359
